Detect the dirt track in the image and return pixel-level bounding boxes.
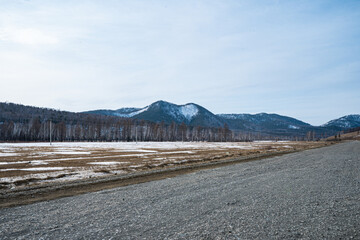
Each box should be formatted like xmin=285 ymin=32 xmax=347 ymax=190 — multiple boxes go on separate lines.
xmin=0 ymin=141 xmax=358 ymax=239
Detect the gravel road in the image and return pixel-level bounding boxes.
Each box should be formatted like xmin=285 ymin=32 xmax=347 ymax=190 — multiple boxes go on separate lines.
xmin=1 ymin=141 xmax=359 ymax=239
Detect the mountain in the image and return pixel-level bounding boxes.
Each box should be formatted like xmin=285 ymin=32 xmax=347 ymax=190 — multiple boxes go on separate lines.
xmin=84 ymin=100 xmax=357 ymax=137
xmin=2 ymin=101 xmax=357 ymax=140
xmin=133 ymin=101 xmax=225 ymax=127
xmin=218 ymin=113 xmax=311 ymax=133
xmin=87 ymin=100 xmax=225 ymax=127
xmin=86 ymin=107 xmax=146 ymax=118
xmin=216 ymin=113 xmax=334 ymax=137
xmin=322 ymin=114 xmax=360 ymax=129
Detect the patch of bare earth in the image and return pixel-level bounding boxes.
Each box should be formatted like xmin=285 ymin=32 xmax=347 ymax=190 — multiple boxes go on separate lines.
xmin=0 ymin=141 xmax=332 ymax=191
xmin=326 ymin=131 xmax=360 ymax=141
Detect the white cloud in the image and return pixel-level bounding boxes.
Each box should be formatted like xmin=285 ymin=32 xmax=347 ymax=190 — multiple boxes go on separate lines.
xmin=0 ymin=27 xmax=59 ymax=45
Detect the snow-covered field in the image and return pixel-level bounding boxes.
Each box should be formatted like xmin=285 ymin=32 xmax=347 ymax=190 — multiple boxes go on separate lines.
xmin=0 ymin=141 xmax=324 ymax=189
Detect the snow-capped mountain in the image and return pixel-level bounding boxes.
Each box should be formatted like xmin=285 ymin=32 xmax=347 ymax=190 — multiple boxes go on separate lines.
xmin=86 ymin=100 xmax=225 ymax=127
xmin=131 ymin=101 xmax=224 ymax=127
xmin=2 ymin=101 xmax=357 ymax=140
xmin=85 ymin=101 xmax=358 ymax=137
xmin=322 ymin=114 xmax=360 ymax=129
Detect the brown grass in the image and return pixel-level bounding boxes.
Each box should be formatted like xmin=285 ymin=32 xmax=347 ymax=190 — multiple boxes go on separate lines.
xmin=326 ymin=131 xmax=360 ymax=141
xmin=0 ymin=141 xmax=333 ymax=189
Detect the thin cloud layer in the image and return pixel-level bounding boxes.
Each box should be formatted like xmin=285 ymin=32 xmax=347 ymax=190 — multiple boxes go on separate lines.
xmin=0 ymin=0 xmax=359 ymax=125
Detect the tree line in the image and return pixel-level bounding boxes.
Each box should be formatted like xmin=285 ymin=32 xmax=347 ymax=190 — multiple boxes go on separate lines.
xmin=0 ymin=117 xmax=235 ymax=142
xmin=0 ymin=102 xmax=235 ymax=142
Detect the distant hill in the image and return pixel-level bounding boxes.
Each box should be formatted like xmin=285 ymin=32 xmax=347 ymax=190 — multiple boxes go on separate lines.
xmin=218 ymin=113 xmax=314 ymax=136
xmin=322 ymin=114 xmax=360 ymax=129
xmin=85 ymin=107 xmax=145 ymax=118
xmin=86 ymin=100 xmax=225 ymax=127
xmin=86 ymin=100 xmax=353 ymax=137
xmin=1 ymin=101 xmax=358 ymax=141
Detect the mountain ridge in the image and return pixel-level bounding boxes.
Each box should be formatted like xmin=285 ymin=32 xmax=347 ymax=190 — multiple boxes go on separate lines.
xmin=84 ymin=100 xmax=359 ymax=137
xmin=86 ymin=100 xmax=225 ymax=126
xmin=322 ymin=114 xmax=360 ymax=129
xmin=2 ymin=101 xmax=358 ymax=141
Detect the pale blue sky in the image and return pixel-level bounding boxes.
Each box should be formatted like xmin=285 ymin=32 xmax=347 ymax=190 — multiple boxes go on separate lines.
xmin=0 ymin=0 xmax=359 ymax=125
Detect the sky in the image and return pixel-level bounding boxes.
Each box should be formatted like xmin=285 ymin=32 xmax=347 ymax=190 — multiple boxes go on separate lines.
xmin=0 ymin=0 xmax=359 ymax=125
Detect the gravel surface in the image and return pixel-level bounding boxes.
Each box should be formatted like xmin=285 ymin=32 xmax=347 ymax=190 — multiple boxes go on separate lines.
xmin=0 ymin=141 xmax=359 ymax=239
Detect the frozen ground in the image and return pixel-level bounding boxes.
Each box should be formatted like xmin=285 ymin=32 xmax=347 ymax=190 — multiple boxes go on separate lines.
xmin=0 ymin=141 xmax=327 ymax=189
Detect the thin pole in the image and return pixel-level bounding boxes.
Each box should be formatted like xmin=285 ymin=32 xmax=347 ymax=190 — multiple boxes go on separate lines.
xmin=50 ymin=121 xmax=52 ymax=145
xmin=135 ymin=126 xmax=137 ymax=143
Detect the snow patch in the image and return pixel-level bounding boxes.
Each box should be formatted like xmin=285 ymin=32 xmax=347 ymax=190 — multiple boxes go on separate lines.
xmin=180 ymin=104 xmax=199 ymax=121
xmin=0 ymin=167 xmax=71 ymax=171
xmin=0 ymin=141 xmax=272 ymax=152
xmin=111 ymin=149 xmax=157 ymax=153
xmin=288 ymin=125 xmax=300 ymax=129
xmin=115 ymin=106 xmax=149 ymax=117
xmin=282 ymin=145 xmax=293 ymax=148
xmin=30 ymin=160 xmax=48 ymax=166
xmin=0 ymin=161 xmax=29 ymax=165
xmin=0 ymin=152 xmax=19 ymax=157
xmin=129 ymin=165 xmax=142 ymax=168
